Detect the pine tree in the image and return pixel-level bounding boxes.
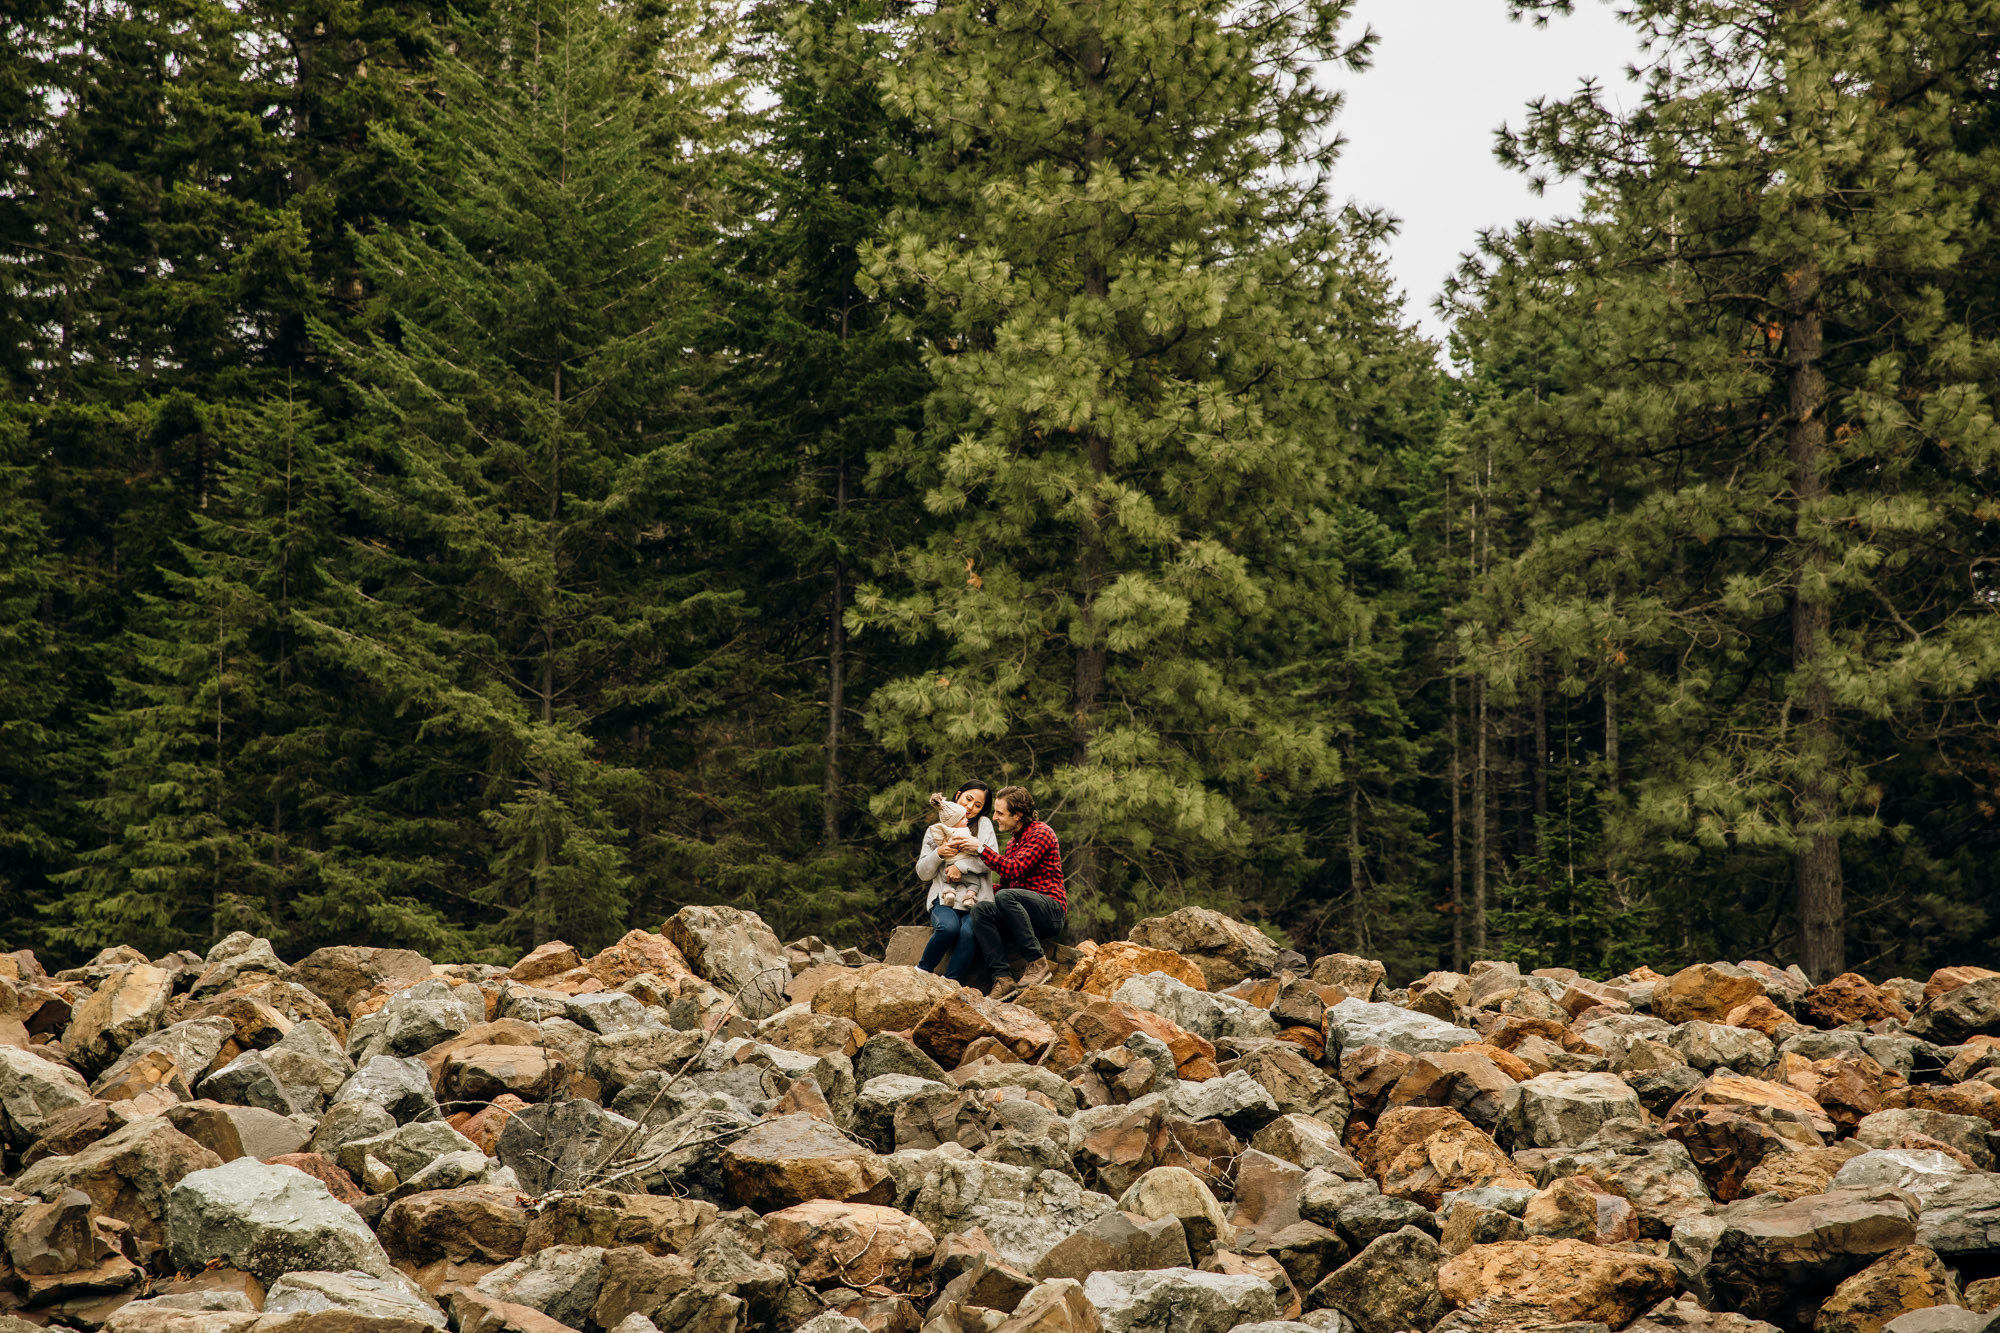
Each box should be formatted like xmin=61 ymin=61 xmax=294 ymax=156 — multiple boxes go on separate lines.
xmin=320 ymin=0 xmax=745 ymax=951
xmin=853 ymin=0 xmax=1385 ymax=931
xmin=55 ymin=392 xmax=473 ymax=957
xmin=1454 ymin=0 xmax=2000 ymax=977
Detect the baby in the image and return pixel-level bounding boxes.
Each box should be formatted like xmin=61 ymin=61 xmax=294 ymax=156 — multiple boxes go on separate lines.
xmin=925 ymin=793 xmax=991 ymax=909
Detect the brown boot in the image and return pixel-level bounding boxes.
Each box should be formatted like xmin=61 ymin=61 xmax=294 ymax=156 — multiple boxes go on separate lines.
xmin=1016 ymin=957 xmax=1054 ymax=991
xmin=988 ymin=974 xmax=1018 ymax=1002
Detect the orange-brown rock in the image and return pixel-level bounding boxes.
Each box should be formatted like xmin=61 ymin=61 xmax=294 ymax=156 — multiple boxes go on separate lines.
xmin=1223 ymin=977 xmax=1282 ymax=1008
xmin=585 ymin=929 xmax=698 ymax=993
xmin=1802 ymin=973 xmax=1912 ymax=1029
xmin=1653 ymin=963 xmax=1768 ymax=1025
xmin=418 ymin=1018 xmax=543 ymax=1087
xmin=1814 ymin=1244 xmax=1953 ymax=1333
xmin=1668 ymin=1073 xmax=1837 ymax=1138
xmin=1925 ymin=966 xmax=2000 ymax=1004
xmin=1050 ymin=1000 xmax=1217 ymax=1080
xmin=1063 ymin=942 xmax=1208 ymax=998
xmin=442 ymin=1044 xmax=571 ymax=1102
xmin=719 ymin=1112 xmax=894 ymax=1212
xmin=757 ymin=1008 xmax=866 ymax=1060
xmin=1882 ymin=1080 xmax=2000 ymax=1129
xmin=450 ymin=1094 xmax=529 ymax=1155
xmin=1669 ymin=1108 xmax=1817 ymax=1202
xmin=1339 ymin=1043 xmax=1412 ymax=1116
xmin=1776 ymin=1054 xmax=1887 ymax=1132
xmin=265 ymin=1152 xmax=366 ymax=1206
xmin=1521 ymin=1175 xmax=1639 ymax=1246
xmin=507 ymin=942 xmax=582 ymax=985
xmin=1437 ymin=1238 xmax=1679 ymax=1327
xmin=1452 ymin=1042 xmax=1534 ymax=1082
xmin=1737 ymin=1142 xmax=1867 ymax=1201
xmin=913 ymin=990 xmax=1056 ymax=1067
xmin=1724 ymin=995 xmax=1790 ymax=1036
xmin=1386 ymin=1050 xmax=1517 ymax=1129
xmin=763 ymin=1199 xmax=936 ymax=1286
xmin=1363 ymin=1106 xmax=1534 ymax=1209
xmin=1558 ymin=978 xmax=1633 ymax=1018
xmin=811 ymin=964 xmax=961 ymax=1035
xmin=523 ymin=1190 xmax=718 ymax=1255
xmin=1277 ymin=1027 xmax=1326 ymax=1061
xmin=379 ymin=1185 xmax=530 ymax=1289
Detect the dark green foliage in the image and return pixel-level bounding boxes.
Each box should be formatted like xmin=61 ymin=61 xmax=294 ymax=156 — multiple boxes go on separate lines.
xmin=17 ymin=0 xmax=2000 ymax=984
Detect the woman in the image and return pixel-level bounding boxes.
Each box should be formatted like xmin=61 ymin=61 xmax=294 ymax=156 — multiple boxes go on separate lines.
xmin=914 ymin=780 xmax=997 ymax=981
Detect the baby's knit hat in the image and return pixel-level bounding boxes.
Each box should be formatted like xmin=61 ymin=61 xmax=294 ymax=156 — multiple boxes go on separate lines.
xmin=937 ymin=799 xmax=967 ymax=827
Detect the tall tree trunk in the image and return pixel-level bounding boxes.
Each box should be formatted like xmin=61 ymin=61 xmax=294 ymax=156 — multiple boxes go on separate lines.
xmin=1069 ymin=31 xmax=1109 ymax=909
xmin=1447 ymin=478 xmax=1464 ymax=970
xmin=1787 ymin=258 xmax=1844 ymax=980
xmin=822 ymin=457 xmax=847 ymax=848
xmin=1473 ymin=674 xmax=1489 ymax=955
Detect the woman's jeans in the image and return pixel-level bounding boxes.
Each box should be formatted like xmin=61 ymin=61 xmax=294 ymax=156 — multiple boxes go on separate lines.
xmin=917 ymin=900 xmax=978 ymax=981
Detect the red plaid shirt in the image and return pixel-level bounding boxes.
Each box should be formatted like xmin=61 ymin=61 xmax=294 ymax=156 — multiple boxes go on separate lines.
xmin=980 ymin=819 xmax=1066 ymax=910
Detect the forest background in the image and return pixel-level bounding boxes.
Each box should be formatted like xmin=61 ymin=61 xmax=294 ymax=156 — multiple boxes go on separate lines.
xmin=6 ymin=0 xmax=2000 ymax=984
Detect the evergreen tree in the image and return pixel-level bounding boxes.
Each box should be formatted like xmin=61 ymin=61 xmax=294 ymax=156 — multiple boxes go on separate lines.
xmin=321 ymin=0 xmax=745 ymax=951
xmin=56 ymin=391 xmax=473 ymax=957
xmin=854 ymin=0 xmax=1391 ymax=932
xmin=1453 ymin=0 xmax=2000 ymax=977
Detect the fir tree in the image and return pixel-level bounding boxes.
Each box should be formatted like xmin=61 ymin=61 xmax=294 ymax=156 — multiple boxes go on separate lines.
xmin=321 ymin=0 xmax=745 ymax=951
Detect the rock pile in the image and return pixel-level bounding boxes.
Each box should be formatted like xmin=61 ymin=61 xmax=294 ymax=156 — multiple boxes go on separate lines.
xmin=3 ymin=913 xmax=2000 ymax=1332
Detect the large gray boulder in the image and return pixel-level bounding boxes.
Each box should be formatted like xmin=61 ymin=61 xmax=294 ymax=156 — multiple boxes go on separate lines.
xmin=1166 ymin=1068 xmax=1281 ymax=1134
xmin=1911 ymin=1173 xmax=2000 ymax=1258
xmin=1670 ymin=1187 xmax=1919 ymax=1323
xmin=263 ymin=1270 xmax=446 ymax=1328
xmin=497 ymin=1096 xmax=639 ymax=1195
xmin=1666 ymin=1021 xmax=1776 ymax=1074
xmin=663 ymin=905 xmax=791 ymax=1020
xmin=1127 ymin=906 xmax=1281 ymax=989
xmin=1907 ymin=976 xmax=2000 ymax=1045
xmin=1532 ymin=1127 xmax=1713 ymax=1238
xmin=347 ymin=978 xmax=484 ymax=1060
xmin=0 ymin=1045 xmax=91 ymax=1146
xmin=473 ymin=1244 xmax=607 ymax=1329
xmin=1110 ymin=974 xmax=1278 ymax=1043
xmin=167 ymin=1157 xmax=395 ymax=1279
xmin=902 ymin=1148 xmax=1118 ymax=1270
xmin=1082 ymin=1266 xmax=1278 ymax=1333
xmin=90 ymin=1016 xmax=235 ymax=1098
xmin=334 ymin=1119 xmax=481 ymax=1185
xmin=1831 ymin=1150 xmax=1970 ymax=1196
xmin=1306 ymin=1225 xmax=1448 ymax=1333
xmin=1325 ymin=999 xmax=1473 ymax=1057
xmin=1496 ymin=1072 xmax=1645 ymax=1150
xmin=330 ymin=1054 xmax=440 ymax=1125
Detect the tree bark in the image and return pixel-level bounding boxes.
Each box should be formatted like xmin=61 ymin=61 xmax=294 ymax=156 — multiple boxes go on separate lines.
xmin=1787 ymin=258 xmax=1844 ymax=980
xmin=822 ymin=457 xmax=847 ymax=848
xmin=1069 ymin=30 xmax=1110 ymax=907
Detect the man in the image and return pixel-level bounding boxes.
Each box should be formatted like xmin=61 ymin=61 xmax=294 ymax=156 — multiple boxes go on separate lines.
xmin=942 ymin=785 xmax=1064 ymax=1000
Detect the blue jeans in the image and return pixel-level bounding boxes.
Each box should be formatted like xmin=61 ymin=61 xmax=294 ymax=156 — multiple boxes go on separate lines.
xmin=917 ymin=901 xmax=978 ymax=981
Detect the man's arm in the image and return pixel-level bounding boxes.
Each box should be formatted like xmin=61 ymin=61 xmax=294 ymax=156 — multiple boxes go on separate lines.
xmin=980 ymin=823 xmax=1051 ymax=878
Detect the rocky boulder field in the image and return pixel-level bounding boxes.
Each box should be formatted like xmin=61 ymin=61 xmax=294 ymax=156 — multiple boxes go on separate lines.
xmin=3 ymin=909 xmax=2000 ymax=1333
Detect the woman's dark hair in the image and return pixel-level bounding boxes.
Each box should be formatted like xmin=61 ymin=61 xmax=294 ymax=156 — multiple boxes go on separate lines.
xmin=954 ymin=780 xmax=994 ymax=827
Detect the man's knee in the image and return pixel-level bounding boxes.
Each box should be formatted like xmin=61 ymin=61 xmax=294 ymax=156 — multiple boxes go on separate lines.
xmin=970 ymin=900 xmax=999 ymax=921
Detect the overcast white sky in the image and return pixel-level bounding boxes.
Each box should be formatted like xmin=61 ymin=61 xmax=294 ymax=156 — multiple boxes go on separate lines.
xmin=1331 ymin=0 xmax=1644 ymax=345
